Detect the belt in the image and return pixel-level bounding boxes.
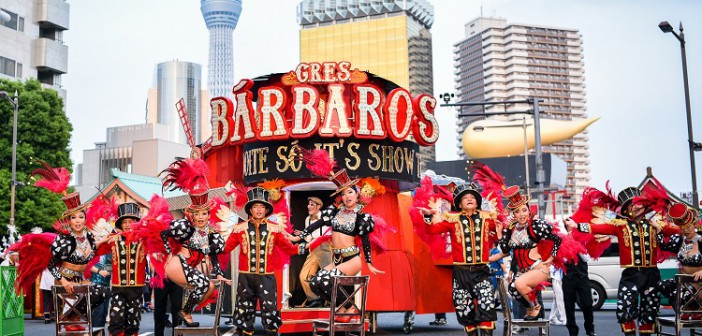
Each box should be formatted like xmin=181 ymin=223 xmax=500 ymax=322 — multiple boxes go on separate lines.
xmin=455 ymin=263 xmax=489 ymax=271
xmin=59 ymin=267 xmax=84 ymax=280
xmin=333 ymin=245 xmax=359 ymax=258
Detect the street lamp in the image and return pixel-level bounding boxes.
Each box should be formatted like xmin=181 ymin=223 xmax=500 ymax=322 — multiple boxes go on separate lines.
xmin=659 ymin=21 xmax=702 ymax=209
xmin=0 ymin=91 xmax=19 ymax=227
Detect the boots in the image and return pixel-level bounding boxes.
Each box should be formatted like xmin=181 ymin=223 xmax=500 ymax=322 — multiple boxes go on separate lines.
xmin=264 ymin=329 xmax=279 ymax=336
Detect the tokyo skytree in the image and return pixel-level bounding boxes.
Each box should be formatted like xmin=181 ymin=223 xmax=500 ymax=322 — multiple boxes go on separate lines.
xmin=200 ymin=0 xmax=242 ymax=99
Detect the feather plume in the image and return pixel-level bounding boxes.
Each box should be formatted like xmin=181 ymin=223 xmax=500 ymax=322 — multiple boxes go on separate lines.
xmin=267 ymin=191 xmax=294 ymax=270
xmin=208 ymin=197 xmax=227 ymax=231
xmin=194 ymin=289 xmax=219 ymax=311
xmin=527 ymin=282 xmax=551 ymax=302
xmin=130 ymin=195 xmax=175 ymax=287
xmin=309 ymin=228 xmax=333 ymax=252
xmin=409 ymin=176 xmax=452 ymax=260
xmin=359 ymin=177 xmax=386 ymax=205
xmin=224 ymin=182 xmax=248 ymax=209
xmin=259 ymin=179 xmax=286 ymax=202
xmin=31 ymin=160 xmax=70 ymax=194
xmin=364 ymin=214 xmax=395 ymax=254
xmin=11 ymin=233 xmax=57 ymax=294
xmin=471 ymin=161 xmax=506 ymax=198
xmin=633 ymin=177 xmax=671 ymax=215
xmin=299 ymin=148 xmax=337 ymax=178
xmin=86 ymin=195 xmax=118 ymax=231
xmin=160 ymin=158 xmax=210 ymax=193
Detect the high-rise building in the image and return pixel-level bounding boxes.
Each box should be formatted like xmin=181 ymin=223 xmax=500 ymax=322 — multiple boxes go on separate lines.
xmin=454 ymin=17 xmax=589 ymax=206
xmin=297 ymin=0 xmax=436 ymax=169
xmin=146 ymin=60 xmax=210 ymax=144
xmin=200 ymin=0 xmax=242 ymax=99
xmin=0 ymin=1 xmax=69 ymax=99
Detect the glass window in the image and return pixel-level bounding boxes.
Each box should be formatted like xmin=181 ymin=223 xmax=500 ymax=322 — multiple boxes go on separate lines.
xmin=0 ymin=56 xmax=16 ymax=77
xmin=16 ymin=63 xmax=22 ymax=78
xmin=18 ymin=16 xmax=23 ymax=32
xmin=1 ymin=9 xmax=18 ymax=30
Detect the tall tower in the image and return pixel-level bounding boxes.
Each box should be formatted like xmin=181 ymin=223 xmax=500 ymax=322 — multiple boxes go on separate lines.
xmin=200 ymin=0 xmax=242 ymax=99
xmin=454 ymin=17 xmax=590 ymax=207
xmin=297 ymin=0 xmax=436 ymax=170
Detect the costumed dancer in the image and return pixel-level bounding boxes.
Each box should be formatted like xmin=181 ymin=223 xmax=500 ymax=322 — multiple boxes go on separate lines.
xmin=288 ymin=149 xmax=387 ymax=323
xmin=158 ymin=158 xmax=229 ymax=327
xmin=490 ymin=185 xmax=564 ymax=321
xmin=297 ymin=196 xmax=332 ymax=308
xmin=653 ymin=202 xmax=701 ymax=318
xmin=411 ymin=162 xmax=502 ymax=336
xmin=223 ymin=186 xmax=302 ymax=336
xmin=13 ymin=160 xmax=112 ymax=332
xmin=105 ymin=202 xmax=150 ymax=336
xmin=566 ymin=181 xmax=677 ymax=335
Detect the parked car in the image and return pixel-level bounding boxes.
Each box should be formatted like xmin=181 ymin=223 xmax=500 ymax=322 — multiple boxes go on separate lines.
xmin=541 ymin=238 xmax=679 ymax=310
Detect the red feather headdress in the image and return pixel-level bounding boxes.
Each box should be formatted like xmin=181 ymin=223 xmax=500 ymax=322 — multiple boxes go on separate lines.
xmin=633 ymin=177 xmax=671 ymax=215
xmin=297 ymin=148 xmax=337 ymax=178
xmin=129 ymin=195 xmax=175 ymax=288
xmin=31 ymin=159 xmax=70 ymax=194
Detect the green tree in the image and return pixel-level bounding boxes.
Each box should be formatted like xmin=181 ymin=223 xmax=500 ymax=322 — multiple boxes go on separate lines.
xmin=0 ymin=79 xmax=73 ymax=235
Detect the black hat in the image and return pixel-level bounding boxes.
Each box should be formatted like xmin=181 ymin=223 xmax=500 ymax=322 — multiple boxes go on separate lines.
xmin=115 ymin=202 xmax=141 ymax=229
xmin=245 ymin=187 xmax=274 ymax=217
xmin=617 ymin=187 xmax=641 ymax=214
xmin=452 ymin=183 xmax=482 ymax=211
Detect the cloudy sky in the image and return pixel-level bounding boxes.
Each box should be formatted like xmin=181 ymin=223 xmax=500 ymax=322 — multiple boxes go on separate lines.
xmin=64 ymin=0 xmax=701 ymax=197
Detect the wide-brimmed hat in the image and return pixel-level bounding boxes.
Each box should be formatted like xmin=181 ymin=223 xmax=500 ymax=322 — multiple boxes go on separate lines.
xmin=617 ymin=187 xmax=641 ymax=214
xmin=504 ymin=185 xmax=531 ymax=210
xmin=452 ymin=183 xmax=482 ymax=210
xmin=115 ymin=202 xmax=141 ymax=229
xmin=669 ymin=202 xmax=699 ymax=227
xmin=245 ymin=187 xmax=274 ymax=217
xmin=329 ymin=169 xmax=359 ymax=197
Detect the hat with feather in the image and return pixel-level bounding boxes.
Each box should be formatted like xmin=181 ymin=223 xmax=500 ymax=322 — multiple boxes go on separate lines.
xmin=161 ymin=158 xmax=215 ymax=211
xmin=31 ymin=159 xmax=88 ymax=218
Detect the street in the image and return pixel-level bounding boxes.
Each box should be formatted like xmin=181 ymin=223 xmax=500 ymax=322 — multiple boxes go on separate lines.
xmin=23 ymin=305 xmax=673 ymax=335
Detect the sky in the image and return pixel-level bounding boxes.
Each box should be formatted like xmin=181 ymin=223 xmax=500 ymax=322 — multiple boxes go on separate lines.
xmin=64 ymin=0 xmax=702 ymax=198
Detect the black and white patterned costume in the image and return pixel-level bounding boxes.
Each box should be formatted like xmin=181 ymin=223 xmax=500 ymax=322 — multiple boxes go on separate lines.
xmin=497 ymin=218 xmax=561 ymax=308
xmin=657 ymin=232 xmax=702 ymax=308
xmin=298 ymin=205 xmax=374 ymax=307
xmin=161 ymin=219 xmax=225 ymax=314
xmin=48 ymin=232 xmax=108 ymax=317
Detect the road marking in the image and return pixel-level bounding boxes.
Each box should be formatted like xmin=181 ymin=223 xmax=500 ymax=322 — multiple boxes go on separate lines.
xmin=221 ymin=327 xmax=237 ymax=336
xmin=139 ymin=333 xmax=154 ymax=336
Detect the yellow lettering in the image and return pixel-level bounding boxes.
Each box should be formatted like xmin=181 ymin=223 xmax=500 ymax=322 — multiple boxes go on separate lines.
xmin=394 ymin=147 xmax=405 ymax=173
xmin=381 ymin=145 xmax=394 ymax=173
xmin=258 ymin=148 xmax=269 ymax=174
xmin=345 ymin=143 xmax=361 ymax=170
xmin=368 ymin=144 xmax=381 ymax=171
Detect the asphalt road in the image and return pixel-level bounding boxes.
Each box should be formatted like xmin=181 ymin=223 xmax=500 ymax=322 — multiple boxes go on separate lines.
xmin=23 ymin=304 xmax=674 ymax=336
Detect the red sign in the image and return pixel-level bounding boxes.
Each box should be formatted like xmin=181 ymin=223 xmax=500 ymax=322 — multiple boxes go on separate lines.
xmin=208 ymin=62 xmax=439 ymax=149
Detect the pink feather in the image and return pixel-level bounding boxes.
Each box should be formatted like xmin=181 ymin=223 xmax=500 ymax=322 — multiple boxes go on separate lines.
xmin=161 ymin=158 xmax=210 ymax=193
xmin=267 ymin=192 xmax=294 ymax=270
xmin=86 ymin=194 xmax=118 ymax=229
xmin=300 ymin=148 xmax=337 ymax=178
xmin=31 ymin=160 xmax=70 ymax=194
xmin=633 ymin=177 xmax=671 ymax=215
xmin=409 ymin=176 xmax=452 ymax=260
xmin=11 ymin=233 xmax=57 ymax=295
xmin=130 ymin=194 xmax=174 ymax=288
xmin=225 ymin=182 xmax=248 ymax=210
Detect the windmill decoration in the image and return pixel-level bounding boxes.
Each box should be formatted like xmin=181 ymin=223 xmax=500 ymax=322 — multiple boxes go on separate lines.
xmin=175 ymin=98 xmax=201 ymax=159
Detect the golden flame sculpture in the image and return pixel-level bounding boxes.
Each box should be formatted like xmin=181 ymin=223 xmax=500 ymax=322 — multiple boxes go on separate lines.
xmin=462 ymin=117 xmax=600 ymax=158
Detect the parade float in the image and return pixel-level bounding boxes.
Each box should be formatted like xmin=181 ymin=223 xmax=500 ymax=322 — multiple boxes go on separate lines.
xmin=196 ymin=62 xmax=451 ymax=332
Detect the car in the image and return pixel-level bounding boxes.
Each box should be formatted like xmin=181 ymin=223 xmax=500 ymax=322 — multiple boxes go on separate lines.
xmin=540 ymin=238 xmax=678 ymax=310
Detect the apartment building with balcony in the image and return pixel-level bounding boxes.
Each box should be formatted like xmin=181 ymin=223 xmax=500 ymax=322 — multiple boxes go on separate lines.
xmin=454 ymin=17 xmax=590 ymax=207
xmin=0 ymin=0 xmax=69 ymax=100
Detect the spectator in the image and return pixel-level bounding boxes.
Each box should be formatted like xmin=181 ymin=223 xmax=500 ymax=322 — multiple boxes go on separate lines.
xmin=89 ymin=253 xmax=112 ymax=328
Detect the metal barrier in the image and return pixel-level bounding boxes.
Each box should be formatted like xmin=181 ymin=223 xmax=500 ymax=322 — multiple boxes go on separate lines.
xmin=0 ymin=266 xmax=24 ymax=336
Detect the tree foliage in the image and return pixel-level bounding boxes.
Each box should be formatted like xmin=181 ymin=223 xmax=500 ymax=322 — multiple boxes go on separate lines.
xmin=0 ymin=79 xmax=73 ymax=235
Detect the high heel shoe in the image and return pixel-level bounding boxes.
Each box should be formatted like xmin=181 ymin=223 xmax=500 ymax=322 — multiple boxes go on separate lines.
xmin=178 ymin=310 xmax=200 ymax=327
xmin=524 ymin=304 xmax=541 ymax=321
